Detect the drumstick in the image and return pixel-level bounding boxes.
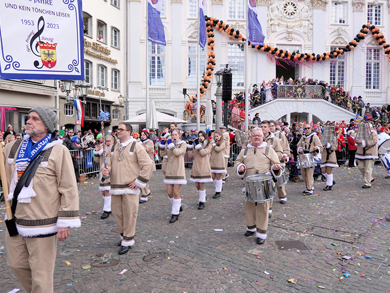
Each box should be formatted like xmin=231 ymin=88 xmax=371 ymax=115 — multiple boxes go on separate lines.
xmin=264 ymin=154 xmax=277 ymax=165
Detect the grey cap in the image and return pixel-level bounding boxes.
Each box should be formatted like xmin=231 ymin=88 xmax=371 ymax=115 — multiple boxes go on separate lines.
xmin=220 ymin=126 xmax=226 ymax=129
xmin=29 ymin=107 xmax=57 ymax=133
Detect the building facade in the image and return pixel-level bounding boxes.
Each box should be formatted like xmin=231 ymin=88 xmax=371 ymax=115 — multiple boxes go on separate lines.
xmin=59 ymin=0 xmax=127 ymax=132
xmin=127 ymin=0 xmax=390 ymax=122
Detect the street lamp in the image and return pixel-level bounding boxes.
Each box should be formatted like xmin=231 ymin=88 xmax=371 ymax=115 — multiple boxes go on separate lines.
xmin=77 ymin=82 xmax=91 ymax=104
xmin=60 ymin=80 xmax=75 ymax=102
xmin=118 ymin=94 xmax=124 ymax=106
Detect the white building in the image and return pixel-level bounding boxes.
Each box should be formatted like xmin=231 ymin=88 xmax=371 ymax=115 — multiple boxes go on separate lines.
xmin=59 ymin=0 xmax=127 ymax=132
xmin=127 ymin=0 xmax=390 ymax=124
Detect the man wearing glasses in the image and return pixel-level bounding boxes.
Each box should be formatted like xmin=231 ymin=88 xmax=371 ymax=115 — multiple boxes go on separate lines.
xmin=63 ymin=129 xmax=74 ymax=150
xmin=235 ymin=128 xmax=282 ymax=245
xmin=297 ymin=124 xmax=322 ymax=196
xmin=102 ymin=122 xmax=153 ymax=255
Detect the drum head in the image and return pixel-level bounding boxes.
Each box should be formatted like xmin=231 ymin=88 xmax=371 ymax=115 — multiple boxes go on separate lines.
xmin=245 ymin=173 xmax=272 ymax=182
xmin=378 ymin=139 xmax=390 ymax=155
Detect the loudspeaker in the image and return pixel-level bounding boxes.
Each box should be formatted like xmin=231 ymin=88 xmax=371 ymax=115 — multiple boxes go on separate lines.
xmin=222 ymin=73 xmax=232 ymax=101
xmin=183 ymin=88 xmax=187 ymax=95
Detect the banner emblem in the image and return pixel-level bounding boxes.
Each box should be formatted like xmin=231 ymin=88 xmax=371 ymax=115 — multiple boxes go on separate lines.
xmin=38 ymin=42 xmax=57 ymax=69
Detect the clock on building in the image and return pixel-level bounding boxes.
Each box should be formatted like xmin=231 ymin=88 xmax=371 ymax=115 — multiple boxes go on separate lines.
xmin=282 ymin=1 xmax=298 ymax=18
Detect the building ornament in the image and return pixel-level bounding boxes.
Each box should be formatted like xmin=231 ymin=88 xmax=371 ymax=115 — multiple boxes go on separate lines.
xmin=332 ymin=27 xmax=347 ymax=36
xmin=211 ymin=0 xmax=223 ymax=4
xmin=268 ymin=0 xmax=312 ymax=41
xmin=311 ymin=0 xmax=328 ymax=10
xmin=188 ymin=31 xmax=198 ymax=40
xmin=257 ymin=0 xmax=269 ymax=5
xmin=171 ymin=0 xmax=183 ymax=3
xmin=332 ymin=37 xmax=347 ymax=44
xmin=352 ymin=0 xmax=365 ymax=12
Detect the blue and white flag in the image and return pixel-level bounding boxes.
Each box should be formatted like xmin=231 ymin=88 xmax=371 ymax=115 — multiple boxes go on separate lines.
xmin=199 ymin=0 xmax=207 ymax=49
xmin=248 ymin=0 xmax=265 ymax=46
xmin=148 ymin=0 xmax=166 ymax=46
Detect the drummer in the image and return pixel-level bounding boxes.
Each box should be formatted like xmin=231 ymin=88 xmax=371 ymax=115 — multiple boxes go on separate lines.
xmin=235 ymin=128 xmax=282 ymax=245
xmin=297 ymin=123 xmax=322 ymax=196
xmin=377 ymin=126 xmax=390 ymax=179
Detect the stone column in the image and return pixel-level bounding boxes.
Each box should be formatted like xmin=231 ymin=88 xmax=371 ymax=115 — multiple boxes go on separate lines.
xmin=307 ymin=112 xmax=313 ymax=123
xmin=170 ymin=0 xmax=184 ymax=101
xmin=128 ymin=0 xmax=142 ymax=99
xmin=312 ymin=1 xmax=327 ymax=81
xmin=350 ymin=1 xmax=365 ymax=98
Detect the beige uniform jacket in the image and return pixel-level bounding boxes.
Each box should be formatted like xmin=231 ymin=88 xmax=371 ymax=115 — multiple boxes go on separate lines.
xmin=164 ymin=140 xmax=187 ymax=185
xmin=141 ymin=139 xmax=156 ymax=172
xmin=264 ymin=132 xmax=283 ymax=160
xmin=356 ymin=130 xmax=378 ymax=160
xmin=223 ymin=132 xmax=230 ymax=158
xmin=94 ymin=146 xmax=111 ymax=190
xmin=297 ymin=132 xmax=323 ymax=154
xmin=188 ymin=142 xmax=213 ymax=183
xmin=107 ymin=137 xmax=153 ymax=195
xmin=274 ymin=131 xmax=290 ymax=158
xmin=320 ymin=137 xmax=338 ymax=168
xmin=210 ymin=140 xmax=227 ymax=173
xmin=2 ymin=139 xmax=80 ymax=237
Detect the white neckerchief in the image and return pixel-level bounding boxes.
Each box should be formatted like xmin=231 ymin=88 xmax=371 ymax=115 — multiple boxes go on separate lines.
xmin=246 ymin=142 xmax=267 ymax=149
xmin=120 ymin=137 xmax=134 ymax=148
xmin=303 ymin=132 xmax=316 ymax=138
xmin=142 ymin=139 xmax=150 ymax=144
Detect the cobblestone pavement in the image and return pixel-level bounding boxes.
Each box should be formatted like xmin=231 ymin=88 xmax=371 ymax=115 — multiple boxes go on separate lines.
xmin=2 ymin=163 xmax=390 ymax=292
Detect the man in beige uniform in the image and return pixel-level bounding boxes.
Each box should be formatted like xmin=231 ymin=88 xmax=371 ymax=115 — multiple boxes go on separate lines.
xmin=235 ymin=128 xmax=282 ymax=244
xmin=102 ymin=122 xmax=153 ymax=255
xmin=297 ymin=123 xmax=322 ymax=195
xmin=1 ymin=107 xmax=80 ymax=293
xmin=260 ymin=120 xmax=285 ymax=217
xmin=355 ymin=123 xmax=378 ymax=188
xmin=139 ymin=129 xmax=156 ymax=203
xmin=220 ymin=126 xmax=230 ymax=182
xmin=270 ymin=121 xmax=290 ymax=204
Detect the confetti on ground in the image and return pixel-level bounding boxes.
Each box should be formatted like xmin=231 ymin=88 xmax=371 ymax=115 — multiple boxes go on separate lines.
xmin=82 ymin=265 xmax=91 ymax=269
xmin=119 ymin=269 xmax=128 ymax=275
xmin=65 ymin=261 xmax=71 ymax=265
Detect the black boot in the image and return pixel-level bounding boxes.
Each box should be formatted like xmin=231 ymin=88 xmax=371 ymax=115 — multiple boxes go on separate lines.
xmin=169 ymin=214 xmax=179 ymax=223
xmin=198 ymin=202 xmax=205 ymax=210
xmin=213 ymin=192 xmax=221 ymax=199
xmin=118 ymin=246 xmax=130 ymax=255
xmin=180 ymin=205 xmax=183 ymax=212
xmin=101 ymin=211 xmax=111 ymax=219
xmin=323 ymin=185 xmax=332 ymax=191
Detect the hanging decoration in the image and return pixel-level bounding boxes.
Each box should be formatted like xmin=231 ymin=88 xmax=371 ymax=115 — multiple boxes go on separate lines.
xmin=199 ymin=15 xmax=390 ymax=97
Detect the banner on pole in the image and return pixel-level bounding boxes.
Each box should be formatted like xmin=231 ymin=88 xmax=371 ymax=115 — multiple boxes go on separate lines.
xmin=199 ymin=0 xmax=207 ymax=49
xmin=148 ymin=0 xmax=166 ymax=46
xmin=248 ymin=0 xmax=265 ymax=46
xmin=0 ymin=0 xmax=84 ymax=80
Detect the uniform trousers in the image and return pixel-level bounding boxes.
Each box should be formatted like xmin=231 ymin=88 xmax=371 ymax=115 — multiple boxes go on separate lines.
xmin=357 ymin=159 xmax=375 ymax=186
xmin=6 ymin=233 xmax=57 ymax=293
xmin=244 ymin=200 xmax=269 ymax=234
xmin=111 ymin=194 xmax=139 ymax=244
xmin=301 ymin=167 xmax=314 ymax=190
xmin=140 ymin=182 xmax=150 ymax=198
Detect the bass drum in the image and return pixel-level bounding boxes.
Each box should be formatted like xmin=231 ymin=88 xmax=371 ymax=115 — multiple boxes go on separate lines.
xmin=378 ymin=139 xmax=390 ymax=156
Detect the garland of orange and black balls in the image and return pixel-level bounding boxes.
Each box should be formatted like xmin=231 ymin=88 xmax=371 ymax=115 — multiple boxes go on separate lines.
xmin=199 ymin=16 xmax=245 ymax=98
xmin=199 ymin=20 xmax=389 ymax=96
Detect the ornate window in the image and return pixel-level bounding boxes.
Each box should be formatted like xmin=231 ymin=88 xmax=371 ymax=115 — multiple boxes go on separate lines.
xmin=188 ymin=42 xmax=206 ymax=87
xmin=189 ymin=0 xmax=197 ymax=18
xmin=331 ymin=1 xmax=347 ymax=24
xmin=366 ymin=48 xmax=380 ymax=90
xmin=112 ymin=69 xmax=120 ymax=91
xmin=228 ymin=43 xmax=245 ymax=87
xmin=329 ymin=46 xmax=345 ymax=88
xmin=112 ymin=109 xmax=119 ymax=120
xmin=111 ymin=27 xmax=120 ymax=48
xmin=64 ymin=104 xmax=74 ymax=117
xmin=97 ymin=20 xmax=107 ymax=43
xmin=148 ymin=42 xmax=165 ymax=86
xmin=85 ymin=60 xmax=92 ymax=85
xmin=98 ymin=65 xmax=107 ymax=87
xmin=367 ymin=4 xmax=382 ymax=26
xmin=229 ymin=0 xmax=244 ymax=20
xmin=83 ymin=12 xmax=92 ymax=37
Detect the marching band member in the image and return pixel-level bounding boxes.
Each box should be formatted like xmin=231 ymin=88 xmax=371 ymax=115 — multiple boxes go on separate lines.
xmin=320 ymin=128 xmax=338 ymax=191
xmin=188 ymin=131 xmax=213 ymax=210
xmin=377 ymin=127 xmax=390 ymax=178
xmin=164 ymin=128 xmax=187 ymax=223
xmin=220 ymin=126 xmax=230 ymax=182
xmin=270 ymin=121 xmax=290 ymax=204
xmin=356 ymin=123 xmax=379 ymax=188
xmin=94 ymin=134 xmax=115 ymax=219
xmin=235 ymin=128 xmax=282 ymax=245
xmin=210 ymin=130 xmax=227 ymax=199
xmin=260 ymin=121 xmax=284 ymax=218
xmin=102 ymin=122 xmax=153 ymax=254
xmin=159 ymin=132 xmax=170 ymax=176
xmin=297 ymin=123 xmax=322 ymax=196
xmin=139 ymin=129 xmax=156 ymax=204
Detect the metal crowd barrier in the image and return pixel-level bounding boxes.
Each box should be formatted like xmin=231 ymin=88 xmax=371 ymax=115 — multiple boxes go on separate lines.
xmin=69 ymin=148 xmax=100 ymax=176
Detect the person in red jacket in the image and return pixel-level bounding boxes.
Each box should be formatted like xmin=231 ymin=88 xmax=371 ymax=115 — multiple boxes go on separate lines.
xmin=347 ymin=130 xmax=356 ymax=167
xmin=335 ymin=127 xmax=345 ymax=164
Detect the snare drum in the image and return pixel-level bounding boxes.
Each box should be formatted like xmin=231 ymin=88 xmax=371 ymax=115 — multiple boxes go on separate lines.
xmin=245 ymin=174 xmax=276 ymax=203
xmin=297 ymin=153 xmax=316 ymax=169
xmin=275 ymin=168 xmax=288 ymax=187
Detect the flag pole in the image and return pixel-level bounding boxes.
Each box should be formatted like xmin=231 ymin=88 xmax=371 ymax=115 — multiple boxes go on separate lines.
xmin=146 ymin=0 xmax=149 ymax=128
xmin=244 ymin=0 xmax=249 ymax=131
xmin=196 ymin=0 xmax=201 ymax=131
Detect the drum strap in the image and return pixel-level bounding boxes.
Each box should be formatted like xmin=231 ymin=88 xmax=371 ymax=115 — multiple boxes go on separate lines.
xmin=265 ymin=146 xmax=270 ymax=157
xmin=244 ymin=147 xmax=248 ymax=157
